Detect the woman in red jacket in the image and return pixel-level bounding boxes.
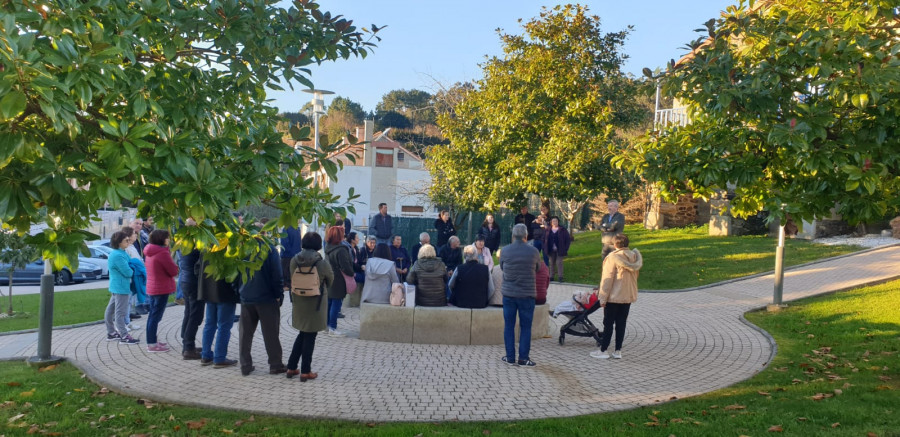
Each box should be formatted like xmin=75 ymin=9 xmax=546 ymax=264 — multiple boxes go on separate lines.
xmin=144 ymin=229 xmax=179 ymax=352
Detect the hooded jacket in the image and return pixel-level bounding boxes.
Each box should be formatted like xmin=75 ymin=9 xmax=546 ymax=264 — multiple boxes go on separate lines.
xmin=407 ymin=256 xmax=447 ymax=307
xmin=598 ymin=248 xmax=642 ymax=305
xmin=144 ymin=244 xmax=179 ymax=295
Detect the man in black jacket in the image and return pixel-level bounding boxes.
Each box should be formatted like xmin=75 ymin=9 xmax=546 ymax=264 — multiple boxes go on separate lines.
xmin=237 ymin=244 xmax=286 ymax=376
xmin=514 ymin=206 xmax=536 ymax=242
xmin=434 ymin=210 xmax=456 ymax=248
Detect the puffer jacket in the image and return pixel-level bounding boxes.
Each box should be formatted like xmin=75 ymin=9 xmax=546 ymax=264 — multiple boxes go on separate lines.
xmin=598 ymin=248 xmax=642 ymax=305
xmin=407 ymin=257 xmax=447 ymax=307
xmin=144 ymin=244 xmax=179 ymax=295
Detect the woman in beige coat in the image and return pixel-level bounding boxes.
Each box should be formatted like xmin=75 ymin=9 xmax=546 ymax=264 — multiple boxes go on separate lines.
xmin=287 ymin=232 xmax=333 ymax=381
xmin=591 ymin=234 xmax=642 ymax=360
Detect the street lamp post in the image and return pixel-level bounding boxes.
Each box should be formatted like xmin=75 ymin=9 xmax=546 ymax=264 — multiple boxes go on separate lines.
xmin=302 ymin=89 xmax=333 ymax=233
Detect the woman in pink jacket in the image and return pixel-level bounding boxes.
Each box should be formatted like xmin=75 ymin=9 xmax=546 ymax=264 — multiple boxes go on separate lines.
xmin=144 ymin=229 xmax=179 ymax=352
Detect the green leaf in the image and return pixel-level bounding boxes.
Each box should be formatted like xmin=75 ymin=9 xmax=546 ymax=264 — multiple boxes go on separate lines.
xmin=0 ymin=91 xmax=27 ymax=120
xmin=845 ymin=180 xmax=859 ymax=191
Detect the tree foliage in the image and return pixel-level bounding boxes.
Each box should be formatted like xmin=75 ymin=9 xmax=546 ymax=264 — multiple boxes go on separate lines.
xmin=623 ymin=0 xmax=900 ymax=224
xmin=0 ymin=0 xmax=379 ymax=279
xmin=328 ymin=96 xmax=367 ymax=124
xmin=0 ymin=230 xmax=38 ymax=315
xmin=375 ymin=110 xmax=412 ymax=130
xmin=375 ymin=89 xmax=435 ymax=127
xmin=431 ymin=4 xmax=646 ymax=221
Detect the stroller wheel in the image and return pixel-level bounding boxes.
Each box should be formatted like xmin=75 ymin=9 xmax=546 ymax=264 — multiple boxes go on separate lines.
xmin=558 ymin=335 xmax=565 ymax=346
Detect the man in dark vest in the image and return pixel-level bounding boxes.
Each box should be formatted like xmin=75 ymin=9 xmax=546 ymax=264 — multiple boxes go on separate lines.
xmin=448 ymin=245 xmax=493 ymax=309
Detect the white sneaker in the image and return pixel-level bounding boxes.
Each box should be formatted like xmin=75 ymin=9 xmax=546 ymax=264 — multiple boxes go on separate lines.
xmin=590 ymin=350 xmax=610 ymax=359
xmin=328 ymin=329 xmax=345 ymax=337
xmin=612 ymin=350 xmax=622 ymax=359
xmin=127 ymin=323 xmax=141 ymax=331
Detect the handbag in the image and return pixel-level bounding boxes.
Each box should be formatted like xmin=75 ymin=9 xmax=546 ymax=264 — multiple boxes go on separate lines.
xmin=343 ymin=271 xmax=358 ymax=294
xmin=390 ymin=282 xmax=405 ymax=306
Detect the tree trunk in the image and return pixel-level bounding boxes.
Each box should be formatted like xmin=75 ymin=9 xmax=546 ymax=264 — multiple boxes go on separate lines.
xmin=6 ymin=275 xmax=12 ymax=316
xmin=557 ymin=199 xmax=587 ymax=230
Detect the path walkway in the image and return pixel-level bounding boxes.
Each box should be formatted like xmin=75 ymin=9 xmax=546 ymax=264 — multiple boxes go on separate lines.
xmin=2 ymin=245 xmax=898 ymax=422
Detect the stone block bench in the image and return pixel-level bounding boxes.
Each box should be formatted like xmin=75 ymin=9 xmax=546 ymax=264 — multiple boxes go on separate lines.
xmin=359 ymin=302 xmax=549 ymax=345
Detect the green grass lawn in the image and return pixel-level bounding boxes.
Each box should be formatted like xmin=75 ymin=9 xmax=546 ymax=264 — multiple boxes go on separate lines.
xmin=1 ymin=280 xmax=897 ymax=436
xmin=565 ymin=224 xmax=862 ymax=288
xmin=0 ymin=289 xmax=175 ymax=333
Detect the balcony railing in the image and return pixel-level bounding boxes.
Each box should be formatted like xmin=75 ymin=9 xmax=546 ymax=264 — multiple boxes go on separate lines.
xmin=654 ymin=107 xmax=690 ymax=129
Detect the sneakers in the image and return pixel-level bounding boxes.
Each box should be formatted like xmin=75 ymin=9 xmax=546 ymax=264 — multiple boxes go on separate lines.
xmin=611 ymin=350 xmax=622 ymax=359
xmin=106 ymin=333 xmax=121 ymax=341
xmin=501 ymin=356 xmax=517 ymax=366
xmin=213 ymin=359 xmax=238 ymax=369
xmin=337 ymin=312 xmax=346 ymax=319
xmin=126 ymin=323 xmax=141 ymax=331
xmin=147 ymin=343 xmax=170 ymax=353
xmin=517 ymin=359 xmax=536 ymax=367
xmin=182 ymin=349 xmax=202 ymax=360
xmin=328 ymin=329 xmax=345 ymax=337
xmin=590 ymin=350 xmax=610 ymax=359
xmin=119 ymin=335 xmax=140 ymax=345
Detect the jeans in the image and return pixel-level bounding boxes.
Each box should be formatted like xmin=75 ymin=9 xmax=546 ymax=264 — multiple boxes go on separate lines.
xmin=287 ymin=331 xmax=318 ymax=373
xmin=532 ymin=240 xmax=549 ymax=266
xmin=175 ymin=281 xmax=183 ymax=300
xmin=375 ymin=237 xmax=390 ymax=246
xmin=201 ymin=301 xmax=237 ymax=363
xmin=104 ymin=294 xmax=130 ymax=336
xmin=327 ymin=298 xmax=343 ymax=330
xmin=239 ymin=303 xmax=283 ymax=371
xmin=548 ymin=252 xmax=565 ymax=280
xmin=145 ymin=294 xmax=170 ymax=345
xmin=502 ymin=296 xmax=535 ymax=361
xmin=180 ymin=280 xmax=204 ymax=352
xmin=600 ymin=303 xmax=631 ymax=352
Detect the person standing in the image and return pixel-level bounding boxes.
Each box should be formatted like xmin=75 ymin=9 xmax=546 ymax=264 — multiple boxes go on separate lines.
xmin=470 ymin=235 xmax=494 ymax=270
xmin=434 ymin=210 xmax=456 ymax=249
xmin=144 ymin=230 xmax=179 ymax=352
xmin=499 ymin=223 xmax=542 ymax=367
xmin=410 ymin=232 xmax=431 ymax=266
xmin=335 ymin=212 xmax=352 ymax=236
xmin=514 ymin=206 xmax=536 ymax=242
xmin=478 ymin=214 xmax=501 ymax=254
xmin=198 ymin=259 xmax=241 ymax=368
xmin=600 ymin=200 xmax=626 ymax=259
xmin=280 ymin=224 xmax=301 ymax=291
xmin=324 ymin=226 xmax=353 ymax=336
xmin=542 ymin=216 xmax=572 ymax=282
xmin=287 ymin=232 xmax=333 ymax=381
xmin=238 ymin=242 xmax=286 ymax=376
xmin=390 ymin=235 xmax=411 ymax=282
xmin=369 ymin=203 xmax=393 ymax=246
xmin=344 ymin=231 xmax=364 ymax=309
xmin=591 ymin=234 xmax=642 ymax=360
xmin=104 ymin=231 xmax=140 ymax=345
xmin=178 ymin=244 xmax=203 ymax=360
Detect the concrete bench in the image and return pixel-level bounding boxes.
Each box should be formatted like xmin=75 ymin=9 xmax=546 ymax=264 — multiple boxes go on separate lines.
xmin=359 ymin=302 xmax=549 ymax=345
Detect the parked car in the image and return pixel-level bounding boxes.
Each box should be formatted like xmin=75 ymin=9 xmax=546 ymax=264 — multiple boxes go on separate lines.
xmin=0 ymin=258 xmax=104 ymax=286
xmin=85 ymin=246 xmax=112 ymax=278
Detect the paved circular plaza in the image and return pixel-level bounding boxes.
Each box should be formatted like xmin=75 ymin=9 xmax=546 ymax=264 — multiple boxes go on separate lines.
xmin=2 ymin=245 xmax=898 ymax=422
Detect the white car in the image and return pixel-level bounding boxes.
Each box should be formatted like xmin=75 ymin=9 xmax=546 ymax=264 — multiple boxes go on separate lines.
xmin=85 ymin=246 xmax=113 ymax=278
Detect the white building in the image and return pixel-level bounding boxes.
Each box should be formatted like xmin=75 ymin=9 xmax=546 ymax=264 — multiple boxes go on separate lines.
xmin=324 ymin=120 xmax=435 ymax=228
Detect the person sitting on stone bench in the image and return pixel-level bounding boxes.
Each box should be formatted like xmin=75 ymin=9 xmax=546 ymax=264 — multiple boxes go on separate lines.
xmin=360 ymin=243 xmax=399 ymax=304
xmin=406 ymin=244 xmax=447 ymax=307
xmin=448 ymin=245 xmax=493 ymax=309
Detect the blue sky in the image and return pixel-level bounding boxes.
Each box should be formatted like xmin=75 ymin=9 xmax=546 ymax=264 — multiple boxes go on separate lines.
xmin=270 ymin=1 xmax=736 ymax=114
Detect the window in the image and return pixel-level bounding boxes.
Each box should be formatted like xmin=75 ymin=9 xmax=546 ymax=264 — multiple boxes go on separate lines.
xmin=397 ymin=152 xmax=405 ymax=162
xmin=375 ymin=148 xmax=393 ymax=167
xmin=401 ymin=206 xmax=424 ymax=213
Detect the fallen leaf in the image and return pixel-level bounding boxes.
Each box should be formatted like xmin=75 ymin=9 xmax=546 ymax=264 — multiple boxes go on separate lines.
xmin=92 ymin=388 xmax=109 ymax=397
xmin=6 ymin=382 xmax=21 ymax=387
xmin=53 ymin=402 xmax=62 ymax=407
xmin=186 ymin=419 xmax=207 ymax=430
xmin=797 ymin=417 xmax=807 ymax=421
xmin=644 ymin=422 xmax=659 ymax=427
xmin=757 ymin=391 xmax=770 ymax=396
xmin=77 ymin=407 xmax=88 ymax=413
xmin=19 ymin=388 xmax=35 ymax=398
xmin=482 ymin=431 xmax=491 ymax=435
xmin=868 ymin=433 xmax=878 ymax=437
xmin=221 ymin=429 xmax=234 ymax=434
xmin=173 ymin=425 xmax=181 ymax=431
xmin=73 ymin=388 xmax=85 ymax=392
xmin=130 ymin=434 xmax=151 ymax=437
xmin=878 ymin=375 xmax=892 ymax=381
xmin=38 ymin=365 xmax=57 ymax=372
xmin=773 ymin=367 xmax=788 ymax=372
xmin=724 ymin=404 xmax=746 ymax=411
xmin=671 ymin=418 xmax=683 ymax=423
xmin=876 ymin=385 xmax=892 ymax=391
xmin=26 ymin=424 xmax=40 ymax=434
xmin=833 ymin=389 xmax=842 ymax=395
xmin=234 ymin=420 xmax=243 ymax=427
xmin=8 ymin=413 xmax=26 ymax=423
xmin=366 ymin=423 xmax=376 ymax=428
xmin=843 ymin=383 xmax=852 ymax=389
xmin=625 ymin=422 xmax=635 ymax=427
xmin=648 ymin=415 xmax=659 ymax=422
xmin=831 ymin=422 xmax=840 ymax=428
xmin=768 ymin=424 xmax=784 ymax=432
xmin=168 ymin=414 xmax=175 ymax=421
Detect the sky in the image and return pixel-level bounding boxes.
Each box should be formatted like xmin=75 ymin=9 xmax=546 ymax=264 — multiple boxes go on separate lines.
xmin=270 ymin=0 xmax=737 ymax=114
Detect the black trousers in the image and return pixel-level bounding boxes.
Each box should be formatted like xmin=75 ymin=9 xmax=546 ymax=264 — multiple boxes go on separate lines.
xmin=239 ymin=303 xmax=283 ymax=371
xmin=287 ymin=331 xmax=318 ymax=373
xmin=180 ymin=280 xmax=204 ymax=352
xmin=281 ymin=258 xmax=292 ymax=290
xmin=600 ymin=302 xmax=631 ymax=352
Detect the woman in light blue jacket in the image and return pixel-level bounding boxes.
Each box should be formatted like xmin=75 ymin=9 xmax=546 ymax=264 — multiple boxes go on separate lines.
xmin=105 ymin=231 xmax=139 ymax=344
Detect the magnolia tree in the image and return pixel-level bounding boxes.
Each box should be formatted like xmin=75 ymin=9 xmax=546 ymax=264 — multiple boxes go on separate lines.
xmin=432 ymin=4 xmax=646 ymax=225
xmin=622 ymin=0 xmax=900 ymax=225
xmin=0 ymin=0 xmax=379 ymax=279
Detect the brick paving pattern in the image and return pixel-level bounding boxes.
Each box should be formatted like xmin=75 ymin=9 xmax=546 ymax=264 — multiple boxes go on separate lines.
xmin=2 ymin=245 xmax=898 ymax=422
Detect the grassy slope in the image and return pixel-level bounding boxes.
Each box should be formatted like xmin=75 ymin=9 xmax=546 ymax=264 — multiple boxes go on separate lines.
xmin=565 ymin=225 xmax=861 ymax=288
xmin=1 ymin=280 xmax=897 ymax=436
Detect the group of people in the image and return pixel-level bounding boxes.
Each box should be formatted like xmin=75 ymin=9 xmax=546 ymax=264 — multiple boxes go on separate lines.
xmin=101 ymin=198 xmax=639 ymax=382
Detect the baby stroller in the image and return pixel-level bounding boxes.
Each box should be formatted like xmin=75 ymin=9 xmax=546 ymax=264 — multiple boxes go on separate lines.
xmin=554 ymin=295 xmax=603 ymax=347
